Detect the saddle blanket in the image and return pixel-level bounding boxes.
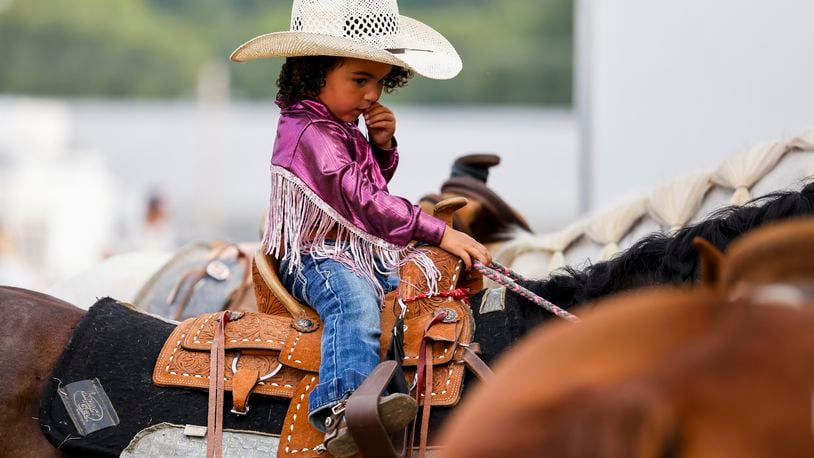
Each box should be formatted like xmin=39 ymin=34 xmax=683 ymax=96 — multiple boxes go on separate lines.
xmin=39 ymin=298 xmax=290 ymax=457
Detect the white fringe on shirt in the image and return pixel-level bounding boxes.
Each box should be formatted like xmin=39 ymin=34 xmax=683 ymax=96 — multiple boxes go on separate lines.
xmin=263 ymin=166 xmax=440 ymax=299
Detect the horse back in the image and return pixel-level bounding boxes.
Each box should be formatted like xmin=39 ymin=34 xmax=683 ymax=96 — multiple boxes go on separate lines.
xmin=0 ymin=286 xmax=85 ymax=457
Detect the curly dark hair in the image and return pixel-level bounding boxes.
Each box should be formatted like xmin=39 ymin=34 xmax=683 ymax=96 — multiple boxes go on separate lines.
xmin=275 ymin=56 xmax=414 ymax=108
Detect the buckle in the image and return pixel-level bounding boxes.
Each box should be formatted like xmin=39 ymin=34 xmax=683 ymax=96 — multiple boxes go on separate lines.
xmin=409 ymin=372 xmax=418 ymax=392
xmin=230 ymin=405 xmax=250 ymax=415
xmin=330 ymin=400 xmax=347 ymax=416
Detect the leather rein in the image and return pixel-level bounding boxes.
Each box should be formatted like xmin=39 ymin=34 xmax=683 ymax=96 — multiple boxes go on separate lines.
xmin=474 ymin=260 xmax=580 ymax=322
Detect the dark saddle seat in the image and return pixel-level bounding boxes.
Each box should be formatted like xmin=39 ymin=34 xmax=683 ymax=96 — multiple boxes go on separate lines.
xmin=419 ymin=154 xmax=532 ymax=243
xmin=152 ymin=198 xmax=489 ymax=457
xmin=135 ymin=241 xmax=259 ymax=321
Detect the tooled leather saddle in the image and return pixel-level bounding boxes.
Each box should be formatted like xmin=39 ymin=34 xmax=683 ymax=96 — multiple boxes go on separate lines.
xmin=152 ymin=198 xmax=492 ymax=457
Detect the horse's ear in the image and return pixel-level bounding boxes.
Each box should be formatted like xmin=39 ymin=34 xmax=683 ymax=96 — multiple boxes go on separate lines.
xmin=693 ymin=237 xmax=724 ymax=289
xmin=536 ymin=384 xmax=677 ymax=458
xmin=433 ymin=197 xmax=469 ymax=227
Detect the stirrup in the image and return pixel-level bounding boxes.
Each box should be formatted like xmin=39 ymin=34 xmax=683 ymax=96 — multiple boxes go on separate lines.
xmin=323 ymin=392 xmax=418 ymax=458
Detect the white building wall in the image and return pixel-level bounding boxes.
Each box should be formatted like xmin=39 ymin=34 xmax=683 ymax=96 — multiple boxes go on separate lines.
xmin=581 ymin=0 xmax=814 ymax=208
xmin=0 ymin=98 xmax=118 ymax=286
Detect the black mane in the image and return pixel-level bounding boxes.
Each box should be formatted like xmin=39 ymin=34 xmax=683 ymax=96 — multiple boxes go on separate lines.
xmin=530 ymin=180 xmax=814 ymax=310
xmin=472 ymin=181 xmax=814 ymax=363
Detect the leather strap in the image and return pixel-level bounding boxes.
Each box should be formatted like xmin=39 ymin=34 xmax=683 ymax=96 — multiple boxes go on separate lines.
xmin=419 ymin=342 xmax=434 ymax=457
xmin=168 ymin=268 xmax=205 ymax=321
xmin=415 ymin=313 xmax=448 ymax=404
xmin=345 ymin=361 xmax=400 ymax=457
xmin=231 ymin=368 xmax=259 ymax=414
xmin=206 ymin=311 xmax=231 ymax=458
xmin=409 ymin=312 xmax=448 ymax=458
xmin=461 ymin=343 xmax=494 ymax=382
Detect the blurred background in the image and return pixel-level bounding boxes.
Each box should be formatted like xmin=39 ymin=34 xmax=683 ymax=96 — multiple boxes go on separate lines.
xmin=1 ymin=0 xmax=812 ymax=290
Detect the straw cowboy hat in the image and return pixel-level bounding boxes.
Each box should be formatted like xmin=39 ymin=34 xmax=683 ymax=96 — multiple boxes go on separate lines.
xmin=229 ymin=0 xmax=462 ymax=80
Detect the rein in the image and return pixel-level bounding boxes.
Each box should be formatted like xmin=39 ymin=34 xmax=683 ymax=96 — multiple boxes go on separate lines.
xmin=474 ymin=260 xmax=580 ymax=322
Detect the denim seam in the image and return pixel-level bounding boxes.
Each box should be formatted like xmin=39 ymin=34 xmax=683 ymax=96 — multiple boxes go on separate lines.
xmin=314 ymin=259 xmax=341 ymax=401
xmin=295 ymin=269 xmax=309 ymax=304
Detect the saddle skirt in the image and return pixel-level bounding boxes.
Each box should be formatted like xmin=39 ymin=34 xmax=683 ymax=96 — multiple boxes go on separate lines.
xmin=153 ymin=246 xmax=476 ymax=409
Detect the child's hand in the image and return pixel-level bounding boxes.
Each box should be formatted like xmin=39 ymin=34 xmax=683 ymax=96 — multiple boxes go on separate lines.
xmin=364 ymin=102 xmax=396 ymax=149
xmin=439 ymin=227 xmax=492 ymax=270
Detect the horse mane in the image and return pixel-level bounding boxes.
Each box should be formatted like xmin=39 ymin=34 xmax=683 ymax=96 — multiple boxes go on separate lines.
xmin=527 ymin=180 xmax=814 ymax=309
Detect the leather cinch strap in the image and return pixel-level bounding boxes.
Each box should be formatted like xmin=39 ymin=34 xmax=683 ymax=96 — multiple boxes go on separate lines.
xmin=461 ymin=343 xmax=494 ymax=382
xmin=207 ymin=311 xmax=232 ymax=458
xmin=409 ymin=312 xmax=448 ymax=458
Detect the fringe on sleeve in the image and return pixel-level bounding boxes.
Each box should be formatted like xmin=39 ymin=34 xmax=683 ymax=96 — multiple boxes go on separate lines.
xmin=263 ymin=166 xmax=440 ymax=300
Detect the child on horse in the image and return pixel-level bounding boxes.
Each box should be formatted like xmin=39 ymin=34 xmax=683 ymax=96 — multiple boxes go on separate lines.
xmin=230 ymin=0 xmax=491 ymax=455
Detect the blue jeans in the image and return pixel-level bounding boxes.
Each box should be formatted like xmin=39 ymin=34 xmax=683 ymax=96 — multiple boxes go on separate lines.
xmin=279 ymin=251 xmax=399 ymax=429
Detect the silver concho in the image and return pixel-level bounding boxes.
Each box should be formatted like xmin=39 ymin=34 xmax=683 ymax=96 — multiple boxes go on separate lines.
xmin=293 ymin=317 xmax=319 ymax=333
xmin=435 ymin=307 xmax=458 ymax=323
xmin=206 ymin=260 xmax=231 ymax=281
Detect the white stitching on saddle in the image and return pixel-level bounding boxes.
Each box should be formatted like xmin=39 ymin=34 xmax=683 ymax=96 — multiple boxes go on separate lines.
xmin=417 ymin=365 xmax=455 ymax=398
xmin=402 ymin=347 xmax=449 ymax=361
xmin=284 ymin=375 xmax=317 ymax=454
xmin=201 ymin=337 xmax=287 ymax=345
xmin=166 ymin=333 xmax=184 ymax=373
xmin=287 ymin=331 xmax=304 ymax=364
xmin=192 ymin=313 xmax=286 ymax=346
xmin=191 ymin=315 xmax=213 ymax=343
xmin=164 ymin=325 xmax=294 ymax=391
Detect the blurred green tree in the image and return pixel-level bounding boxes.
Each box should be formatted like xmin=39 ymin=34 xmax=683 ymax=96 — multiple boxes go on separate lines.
xmin=0 ymin=0 xmax=572 ymax=105
xmin=0 ymin=0 xmax=206 ymax=97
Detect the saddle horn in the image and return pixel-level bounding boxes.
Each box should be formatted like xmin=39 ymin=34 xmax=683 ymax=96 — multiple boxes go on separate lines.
xmin=432 ymin=197 xmax=469 ymax=227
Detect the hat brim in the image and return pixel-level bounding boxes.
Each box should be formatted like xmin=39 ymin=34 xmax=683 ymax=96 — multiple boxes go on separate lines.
xmin=229 ymin=16 xmax=462 ymax=80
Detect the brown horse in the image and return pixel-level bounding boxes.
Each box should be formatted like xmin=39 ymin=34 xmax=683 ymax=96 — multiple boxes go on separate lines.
xmin=440 ymin=218 xmax=814 ymax=457
xmin=0 ymin=287 xmax=84 ymax=457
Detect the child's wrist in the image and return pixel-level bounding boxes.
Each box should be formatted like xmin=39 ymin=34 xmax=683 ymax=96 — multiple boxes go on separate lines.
xmin=375 ymin=138 xmax=394 ymax=149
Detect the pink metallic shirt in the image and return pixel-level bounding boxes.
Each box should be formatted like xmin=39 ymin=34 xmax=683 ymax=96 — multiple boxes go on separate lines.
xmin=263 ymin=99 xmax=446 ymax=294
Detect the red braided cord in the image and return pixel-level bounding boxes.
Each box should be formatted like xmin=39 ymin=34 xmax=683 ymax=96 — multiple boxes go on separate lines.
xmin=402 ymin=287 xmax=471 ymax=306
